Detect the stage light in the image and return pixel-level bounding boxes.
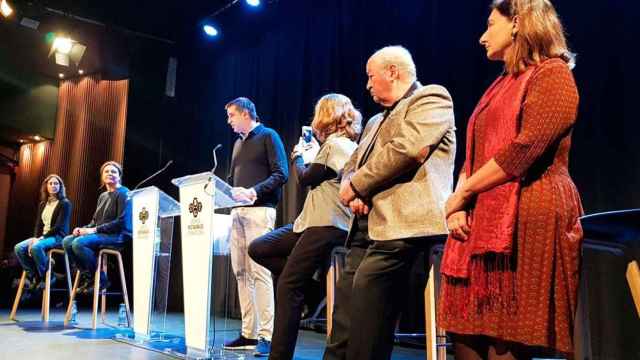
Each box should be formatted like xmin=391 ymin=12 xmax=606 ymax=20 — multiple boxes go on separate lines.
xmin=49 ymin=35 xmax=87 ymax=67
xmin=52 ymin=36 xmax=73 ymax=54
xmin=246 ymin=0 xmax=260 ymax=6
xmin=0 ymin=0 xmax=13 ymax=17
xmin=203 ymin=24 xmax=218 ymax=37
xmin=33 ymin=135 xmax=42 ymax=141
xmin=78 ymin=69 xmax=84 ymax=75
xmin=58 ymin=73 xmax=64 ymax=78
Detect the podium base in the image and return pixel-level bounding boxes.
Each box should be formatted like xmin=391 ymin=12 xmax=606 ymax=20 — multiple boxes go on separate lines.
xmin=114 ymin=332 xmax=247 ymax=359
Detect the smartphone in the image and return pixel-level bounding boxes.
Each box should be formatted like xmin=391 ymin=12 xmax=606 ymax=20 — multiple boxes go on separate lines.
xmin=302 ymin=126 xmax=313 ymax=143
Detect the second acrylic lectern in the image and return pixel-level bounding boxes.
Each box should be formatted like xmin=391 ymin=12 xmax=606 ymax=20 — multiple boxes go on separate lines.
xmin=172 ymin=172 xmax=251 ymax=359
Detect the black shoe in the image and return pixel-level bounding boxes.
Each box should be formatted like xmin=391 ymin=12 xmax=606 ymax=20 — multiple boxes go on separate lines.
xmin=76 ymin=273 xmax=93 ymax=294
xmin=26 ymin=275 xmax=41 ymax=292
xmin=37 ymin=275 xmax=57 ymax=290
xmin=79 ymin=272 xmax=110 ymax=295
xmin=223 ymin=335 xmax=258 ymax=350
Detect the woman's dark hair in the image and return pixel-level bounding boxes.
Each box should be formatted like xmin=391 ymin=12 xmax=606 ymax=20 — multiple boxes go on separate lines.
xmin=40 ymin=174 xmax=67 ymax=202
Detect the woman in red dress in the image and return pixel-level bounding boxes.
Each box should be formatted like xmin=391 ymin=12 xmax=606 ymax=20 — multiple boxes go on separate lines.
xmin=439 ymin=0 xmax=583 ymax=359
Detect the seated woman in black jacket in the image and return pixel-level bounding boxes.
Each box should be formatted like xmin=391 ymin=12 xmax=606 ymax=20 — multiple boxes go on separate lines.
xmin=14 ymin=174 xmax=72 ymax=291
xmin=62 ymin=161 xmax=131 ymax=292
xmin=248 ymin=93 xmax=361 ymax=359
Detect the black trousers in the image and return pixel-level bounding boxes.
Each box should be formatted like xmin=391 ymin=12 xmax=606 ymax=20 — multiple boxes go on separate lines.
xmin=249 ymin=223 xmax=347 ymax=360
xmin=323 ymin=216 xmax=439 ymax=360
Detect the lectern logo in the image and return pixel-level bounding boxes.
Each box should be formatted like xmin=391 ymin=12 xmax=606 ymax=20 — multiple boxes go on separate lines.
xmin=139 ymin=207 xmax=149 ymax=224
xmin=187 ymin=197 xmax=205 ymax=235
xmin=189 ymin=198 xmax=203 ymax=218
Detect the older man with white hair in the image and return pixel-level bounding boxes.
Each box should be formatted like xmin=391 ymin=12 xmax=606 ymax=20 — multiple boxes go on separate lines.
xmin=323 ymin=46 xmax=456 ymax=360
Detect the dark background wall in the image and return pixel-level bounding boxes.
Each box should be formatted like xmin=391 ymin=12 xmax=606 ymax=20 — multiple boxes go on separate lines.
xmin=134 ymin=0 xmax=640 ymax=217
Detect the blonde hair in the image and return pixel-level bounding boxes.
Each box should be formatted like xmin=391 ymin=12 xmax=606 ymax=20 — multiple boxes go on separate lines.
xmin=492 ymin=0 xmax=574 ymax=74
xmin=311 ymin=94 xmax=362 ymax=141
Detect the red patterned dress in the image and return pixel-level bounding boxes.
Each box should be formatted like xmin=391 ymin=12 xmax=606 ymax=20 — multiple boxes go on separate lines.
xmin=438 ymin=58 xmax=584 ymax=355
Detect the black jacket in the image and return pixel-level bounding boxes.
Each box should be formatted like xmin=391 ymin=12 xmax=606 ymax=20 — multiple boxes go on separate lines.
xmin=86 ymin=186 xmax=132 ymax=236
xmin=33 ymin=198 xmax=72 ymax=239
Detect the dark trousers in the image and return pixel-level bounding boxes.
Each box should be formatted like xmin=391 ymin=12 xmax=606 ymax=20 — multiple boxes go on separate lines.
xmin=323 ymin=237 xmax=369 ymax=360
xmin=324 ymin=216 xmax=438 ymax=360
xmin=249 ymin=223 xmax=347 ymax=360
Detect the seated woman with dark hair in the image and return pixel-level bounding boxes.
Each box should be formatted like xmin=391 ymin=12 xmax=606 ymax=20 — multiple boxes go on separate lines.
xmin=248 ymin=93 xmax=361 ymax=359
xmin=14 ymin=174 xmax=72 ymax=294
xmin=63 ymin=161 xmax=131 ymax=293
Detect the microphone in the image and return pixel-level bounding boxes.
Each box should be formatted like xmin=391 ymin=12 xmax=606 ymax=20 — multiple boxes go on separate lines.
xmin=211 ymin=144 xmax=222 ymax=175
xmin=133 ymin=160 xmax=174 ymax=190
xmin=204 ymin=144 xmax=222 ymax=191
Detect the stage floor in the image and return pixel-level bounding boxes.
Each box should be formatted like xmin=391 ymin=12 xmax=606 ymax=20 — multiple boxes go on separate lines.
xmin=0 ymin=308 xmax=433 ymax=360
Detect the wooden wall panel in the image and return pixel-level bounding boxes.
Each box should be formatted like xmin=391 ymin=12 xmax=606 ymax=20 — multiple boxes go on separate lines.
xmin=4 ymin=75 xmax=129 ymax=250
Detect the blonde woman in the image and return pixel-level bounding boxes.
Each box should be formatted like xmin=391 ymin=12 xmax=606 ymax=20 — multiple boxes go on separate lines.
xmin=14 ymin=174 xmax=72 ymax=293
xmin=439 ymin=0 xmax=583 ymax=358
xmin=248 ymin=94 xmax=361 ymax=359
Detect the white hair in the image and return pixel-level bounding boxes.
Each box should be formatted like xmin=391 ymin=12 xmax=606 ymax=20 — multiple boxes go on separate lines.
xmin=369 ymin=45 xmax=417 ymax=82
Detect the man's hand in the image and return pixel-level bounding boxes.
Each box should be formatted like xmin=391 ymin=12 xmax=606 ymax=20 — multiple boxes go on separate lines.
xmin=348 ymin=198 xmax=370 ymax=216
xmin=339 ymin=180 xmax=357 ymax=206
xmin=447 ymin=211 xmax=471 ymax=241
xmin=231 ymin=187 xmax=258 ymax=203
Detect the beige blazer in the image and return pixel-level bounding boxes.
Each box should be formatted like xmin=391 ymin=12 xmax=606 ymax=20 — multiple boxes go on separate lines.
xmin=344 ymin=83 xmax=456 ymax=241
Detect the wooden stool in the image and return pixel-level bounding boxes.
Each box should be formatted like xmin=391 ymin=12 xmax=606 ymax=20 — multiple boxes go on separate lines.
xmin=628 ymin=260 xmax=640 ymax=317
xmin=64 ymin=247 xmax=132 ymax=329
xmin=424 ymin=244 xmax=446 ymax=360
xmin=326 ymin=246 xmax=347 ymax=337
xmin=10 ymin=248 xmax=73 ymax=322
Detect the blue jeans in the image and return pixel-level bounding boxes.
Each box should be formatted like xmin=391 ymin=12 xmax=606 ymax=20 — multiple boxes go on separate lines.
xmin=62 ymin=233 xmax=126 ymax=274
xmin=14 ymin=236 xmax=61 ymax=278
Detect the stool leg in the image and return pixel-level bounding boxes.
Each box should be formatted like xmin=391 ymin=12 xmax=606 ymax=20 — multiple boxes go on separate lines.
xmin=627 ymin=260 xmax=640 ymax=317
xmin=64 ymin=270 xmax=81 ymax=326
xmin=425 ymin=264 xmax=437 ymax=360
xmin=101 ymin=253 xmax=107 ymax=324
xmin=92 ymin=253 xmax=103 ymax=329
xmin=10 ymin=271 xmax=27 ymax=321
xmin=116 ymin=252 xmax=132 ymax=326
xmin=43 ymin=251 xmax=54 ymax=322
xmin=326 ymin=264 xmax=335 ymax=337
xmin=64 ymin=253 xmax=73 ymax=295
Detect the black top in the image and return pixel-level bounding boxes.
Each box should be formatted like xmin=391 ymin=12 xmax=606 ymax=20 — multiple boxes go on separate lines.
xmin=292 ymin=156 xmax=337 ymax=189
xmin=228 ymin=124 xmax=289 ymax=208
xmin=86 ymin=186 xmax=132 ymax=236
xmin=33 ymin=198 xmax=72 ymax=239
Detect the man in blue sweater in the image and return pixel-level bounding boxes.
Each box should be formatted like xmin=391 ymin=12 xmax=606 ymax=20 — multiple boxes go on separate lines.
xmin=223 ymin=97 xmax=289 ymax=357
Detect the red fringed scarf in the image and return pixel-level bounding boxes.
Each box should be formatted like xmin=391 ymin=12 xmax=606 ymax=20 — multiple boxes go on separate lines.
xmin=440 ymin=67 xmax=535 ymax=315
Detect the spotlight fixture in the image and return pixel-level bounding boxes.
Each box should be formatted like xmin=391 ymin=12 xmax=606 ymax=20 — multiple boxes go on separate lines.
xmin=49 ymin=35 xmax=87 ymax=67
xmin=19 ymin=17 xmax=39 ymax=29
xmin=78 ymin=69 xmax=84 ymax=75
xmin=58 ymin=73 xmax=64 ymax=78
xmin=52 ymin=36 xmax=73 ymax=54
xmin=0 ymin=0 xmax=13 ymax=17
xmin=246 ymin=0 xmax=260 ymax=6
xmin=203 ymin=24 xmax=218 ymax=37
xmin=33 ymin=135 xmax=42 ymax=141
